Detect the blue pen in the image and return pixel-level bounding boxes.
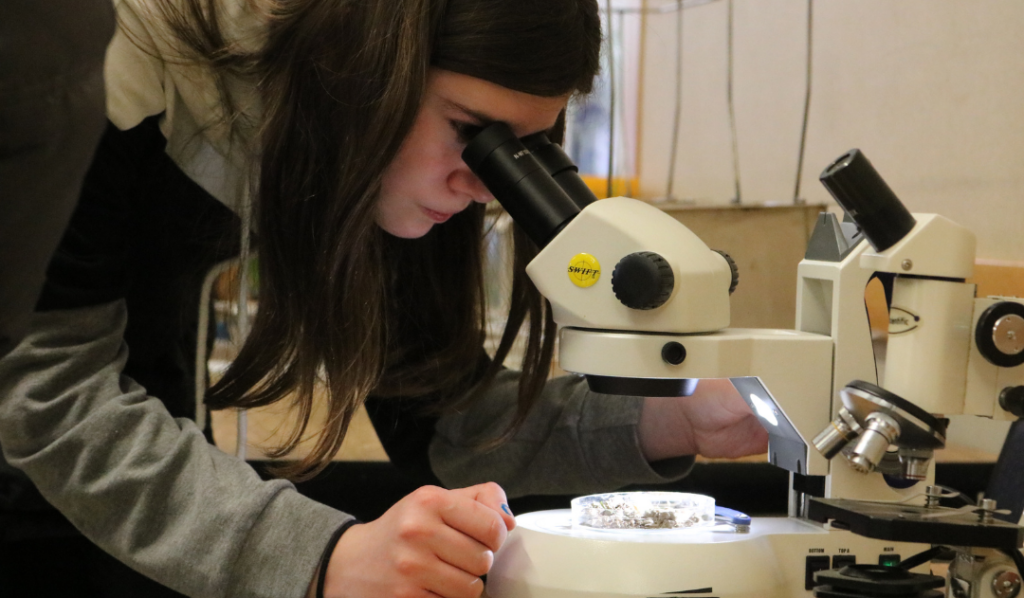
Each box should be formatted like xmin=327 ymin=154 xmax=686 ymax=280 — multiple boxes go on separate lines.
xmin=715 ymin=506 xmax=752 ymax=533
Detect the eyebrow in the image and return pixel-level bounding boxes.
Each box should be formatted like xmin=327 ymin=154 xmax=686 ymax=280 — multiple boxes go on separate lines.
xmin=442 ymin=99 xmax=559 ymax=137
xmin=443 ymin=99 xmax=499 ymax=126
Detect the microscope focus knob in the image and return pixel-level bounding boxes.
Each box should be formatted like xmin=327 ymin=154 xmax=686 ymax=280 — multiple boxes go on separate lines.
xmin=611 ymin=251 xmax=674 ymax=310
xmin=999 ymin=386 xmax=1024 ymax=418
xmin=712 ymin=249 xmax=740 ymax=295
xmin=976 ymin=301 xmax=1024 ymax=367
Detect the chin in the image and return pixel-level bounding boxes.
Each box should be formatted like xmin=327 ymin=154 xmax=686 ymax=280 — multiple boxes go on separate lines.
xmin=379 ymin=219 xmax=434 ymax=240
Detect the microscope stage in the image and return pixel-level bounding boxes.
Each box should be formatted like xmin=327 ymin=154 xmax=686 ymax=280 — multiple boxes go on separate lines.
xmin=807 ymin=498 xmax=1024 ymax=550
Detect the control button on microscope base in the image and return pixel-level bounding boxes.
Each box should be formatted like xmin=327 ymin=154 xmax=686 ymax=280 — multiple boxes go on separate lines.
xmin=832 ymin=555 xmax=856 ymax=569
xmin=805 ymin=556 xmax=831 ymax=590
xmin=878 ymin=554 xmax=901 ymax=567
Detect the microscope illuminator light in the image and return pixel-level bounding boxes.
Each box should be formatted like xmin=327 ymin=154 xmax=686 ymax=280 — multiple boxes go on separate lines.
xmin=749 ymin=393 xmax=780 ymax=427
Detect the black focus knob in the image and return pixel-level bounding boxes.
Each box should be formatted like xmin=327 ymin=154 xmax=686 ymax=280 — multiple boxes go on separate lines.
xmin=611 ymin=251 xmax=674 ymax=310
xmin=999 ymin=386 xmax=1024 ymax=419
xmin=661 ymin=342 xmax=686 ymax=365
xmin=975 ymin=301 xmax=1024 ymax=368
xmin=712 ymin=249 xmax=739 ymax=295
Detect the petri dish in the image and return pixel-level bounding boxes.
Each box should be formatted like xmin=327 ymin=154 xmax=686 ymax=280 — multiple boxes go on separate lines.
xmin=571 ymin=491 xmax=716 ymax=531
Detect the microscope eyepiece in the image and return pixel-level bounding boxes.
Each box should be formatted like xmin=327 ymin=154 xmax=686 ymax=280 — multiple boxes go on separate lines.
xmin=462 ymin=122 xmax=582 ymax=248
xmin=521 ymin=132 xmax=599 ymax=209
xmin=819 ymin=149 xmax=916 ymax=252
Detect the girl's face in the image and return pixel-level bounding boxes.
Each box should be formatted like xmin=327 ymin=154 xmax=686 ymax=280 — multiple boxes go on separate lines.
xmin=377 ymin=69 xmax=568 ymax=238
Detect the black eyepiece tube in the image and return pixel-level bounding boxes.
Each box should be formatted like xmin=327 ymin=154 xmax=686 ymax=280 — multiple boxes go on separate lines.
xmin=463 ymin=123 xmax=581 ymax=248
xmin=819 ymin=149 xmax=917 ymax=252
xmin=521 ymin=132 xmax=599 ymax=209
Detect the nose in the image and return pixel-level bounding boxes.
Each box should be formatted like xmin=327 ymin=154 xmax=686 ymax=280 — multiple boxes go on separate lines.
xmin=449 ymin=168 xmax=495 ymax=204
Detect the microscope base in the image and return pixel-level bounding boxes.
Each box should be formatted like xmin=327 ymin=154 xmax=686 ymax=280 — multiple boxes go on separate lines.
xmin=486 ymin=509 xmax=927 ymax=598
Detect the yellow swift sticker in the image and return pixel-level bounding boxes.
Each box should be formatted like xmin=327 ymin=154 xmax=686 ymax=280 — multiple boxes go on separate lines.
xmin=567 ymin=253 xmax=601 ymax=288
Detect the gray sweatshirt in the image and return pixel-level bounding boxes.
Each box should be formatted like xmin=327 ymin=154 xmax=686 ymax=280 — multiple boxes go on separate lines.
xmin=0 ymin=301 xmax=692 ymax=597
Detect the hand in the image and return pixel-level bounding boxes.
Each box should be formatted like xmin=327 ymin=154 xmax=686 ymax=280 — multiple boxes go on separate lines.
xmin=639 ymin=378 xmax=768 ymax=461
xmin=319 ymin=482 xmax=515 ymax=598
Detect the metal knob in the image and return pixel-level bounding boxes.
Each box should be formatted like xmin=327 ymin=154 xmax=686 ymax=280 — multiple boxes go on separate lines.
xmin=976 ymin=302 xmax=1024 ymax=368
xmin=992 ymin=570 xmax=1022 ymax=598
xmin=979 ymin=498 xmax=999 ymax=524
xmin=924 ymin=485 xmax=944 ymax=509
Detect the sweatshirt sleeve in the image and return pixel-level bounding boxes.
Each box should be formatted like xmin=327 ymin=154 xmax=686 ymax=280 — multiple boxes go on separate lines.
xmin=0 ymin=300 xmax=352 ymax=598
xmin=429 ymin=369 xmax=694 ymax=497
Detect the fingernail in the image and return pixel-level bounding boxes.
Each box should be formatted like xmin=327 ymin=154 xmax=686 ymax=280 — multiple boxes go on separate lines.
xmin=501 ymin=504 xmax=512 ymax=516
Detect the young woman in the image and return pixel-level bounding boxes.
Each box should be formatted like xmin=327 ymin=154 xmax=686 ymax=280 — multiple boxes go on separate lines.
xmin=0 ymin=0 xmax=767 ymax=597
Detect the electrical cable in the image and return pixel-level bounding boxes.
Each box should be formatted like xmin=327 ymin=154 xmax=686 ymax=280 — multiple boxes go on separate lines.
xmin=898 ymin=546 xmax=947 ymax=571
xmin=605 ymin=0 xmax=616 ymax=199
xmin=609 ymin=0 xmax=721 ymax=16
xmin=1002 ymin=548 xmax=1024 ymax=580
xmin=235 ymin=178 xmax=252 ymax=460
xmin=793 ymin=0 xmax=814 ymax=203
xmin=617 ymin=9 xmax=634 ymax=198
xmin=665 ymin=0 xmax=685 ymax=200
xmin=593 ymin=0 xmax=726 ymax=200
xmin=726 ymin=0 xmax=742 ymax=204
xmin=194 ymin=260 xmax=236 ymax=435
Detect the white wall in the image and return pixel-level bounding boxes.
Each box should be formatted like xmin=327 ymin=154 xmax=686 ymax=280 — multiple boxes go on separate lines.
xmin=638 ymin=0 xmax=1024 ymax=261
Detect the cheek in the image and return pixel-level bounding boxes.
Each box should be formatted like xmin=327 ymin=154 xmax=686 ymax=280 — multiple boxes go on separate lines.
xmin=401 ymin=152 xmax=462 ymax=195
xmin=381 ymin=112 xmax=465 ymax=200
xmin=380 ymin=140 xmax=417 ymax=194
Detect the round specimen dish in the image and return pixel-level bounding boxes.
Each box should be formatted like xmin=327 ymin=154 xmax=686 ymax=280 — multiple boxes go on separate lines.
xmin=571 ymin=491 xmax=715 ymax=531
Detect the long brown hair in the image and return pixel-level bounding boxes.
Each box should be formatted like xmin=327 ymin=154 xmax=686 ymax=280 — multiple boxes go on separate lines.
xmin=156 ymin=0 xmax=601 ymax=479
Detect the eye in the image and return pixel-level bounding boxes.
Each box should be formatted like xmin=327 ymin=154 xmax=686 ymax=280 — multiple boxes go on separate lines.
xmin=451 ymin=121 xmax=484 ymax=144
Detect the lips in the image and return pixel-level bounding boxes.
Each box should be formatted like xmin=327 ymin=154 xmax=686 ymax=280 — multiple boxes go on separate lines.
xmin=423 ymin=207 xmax=455 ymax=223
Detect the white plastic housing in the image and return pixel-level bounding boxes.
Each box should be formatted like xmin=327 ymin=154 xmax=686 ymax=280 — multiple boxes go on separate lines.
xmin=487 ymin=511 xmax=926 ymax=598
xmin=884 ymin=277 xmax=976 ymax=415
xmin=797 ymin=244 xmax=937 ymax=503
xmin=559 ymin=327 xmax=831 ymax=383
xmin=860 ymin=213 xmax=976 ymax=279
xmin=560 ymin=326 xmax=834 ymax=477
xmin=526 ymin=197 xmax=733 ymax=333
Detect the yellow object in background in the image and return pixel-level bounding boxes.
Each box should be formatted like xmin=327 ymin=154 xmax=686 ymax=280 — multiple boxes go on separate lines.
xmin=579 ymin=175 xmax=640 ymax=199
